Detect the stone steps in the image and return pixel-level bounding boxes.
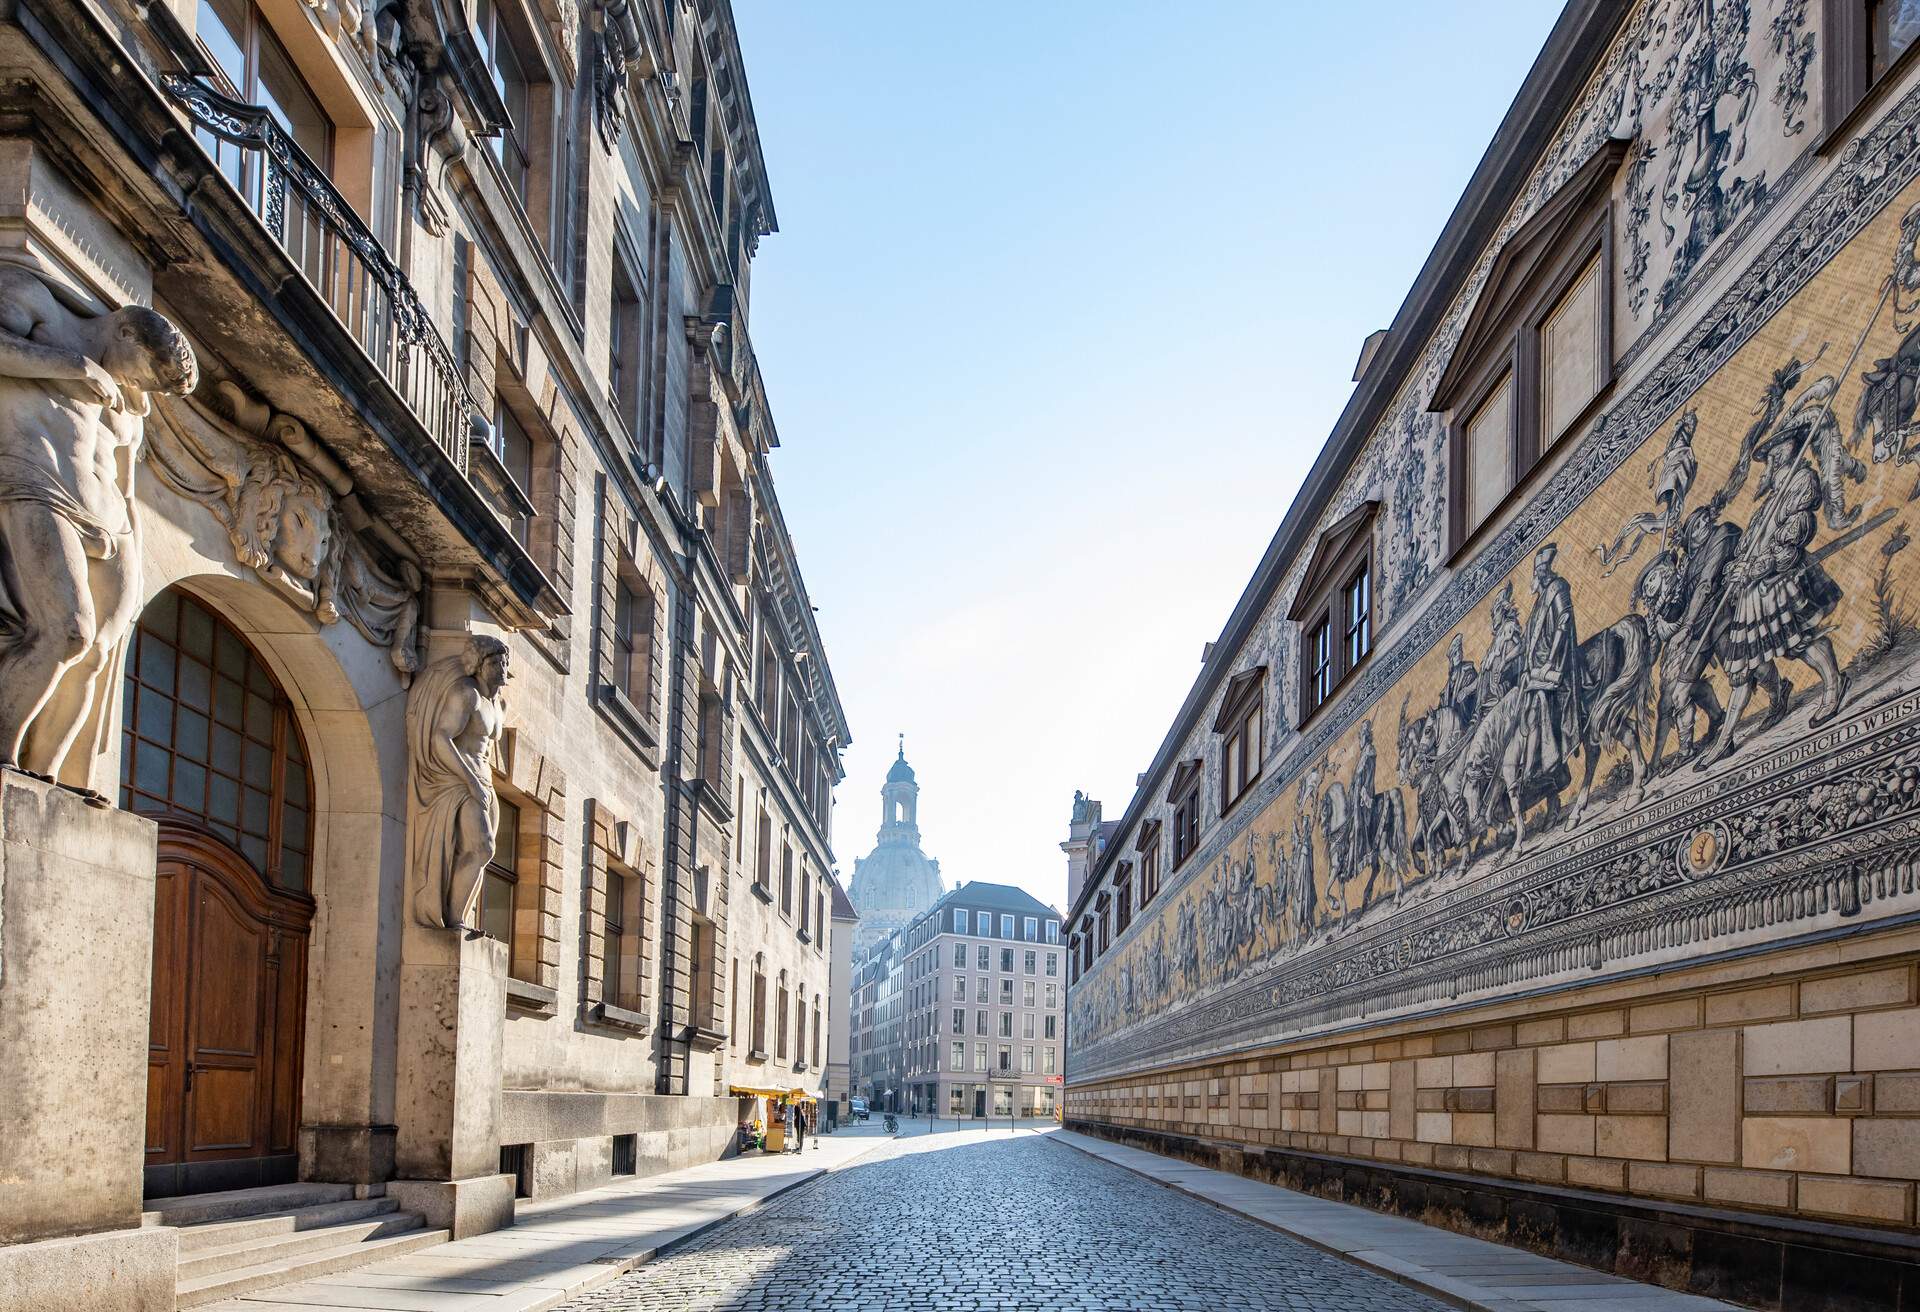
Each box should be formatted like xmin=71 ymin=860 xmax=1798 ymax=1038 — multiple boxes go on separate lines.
xmin=178 ymin=1208 xmax=424 ymax=1280
xmin=144 ymin=1182 xmax=356 ymax=1228
xmin=174 ymin=1196 xmax=402 ymax=1253
xmin=149 ymin=1182 xmax=449 ymax=1309
xmin=171 ymin=1222 xmax=448 ymax=1308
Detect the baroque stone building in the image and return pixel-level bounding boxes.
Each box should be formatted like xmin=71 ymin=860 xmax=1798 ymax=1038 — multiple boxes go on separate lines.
xmin=1067 ymin=1 xmax=1920 ymax=1303
xmin=846 ymin=739 xmax=944 ymax=956
xmin=0 ymin=0 xmax=848 ymax=1305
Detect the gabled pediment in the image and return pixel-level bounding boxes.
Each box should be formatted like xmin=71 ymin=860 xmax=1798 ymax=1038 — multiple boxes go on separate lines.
xmin=1212 ymin=664 xmax=1268 ymax=731
xmin=1165 ymin=758 xmax=1203 ymax=804
xmin=1135 ymin=818 xmax=1162 ymax=853
xmin=1430 ymin=134 xmax=1631 ymax=414
xmin=1288 ymin=501 xmax=1378 ymax=621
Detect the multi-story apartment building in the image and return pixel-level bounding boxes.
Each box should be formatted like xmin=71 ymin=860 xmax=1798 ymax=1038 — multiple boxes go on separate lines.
xmin=888 ymin=882 xmax=1063 ymax=1119
xmin=0 ymin=0 xmax=846 ymax=1302
xmin=1066 ymin=1 xmax=1920 ymax=1302
xmin=850 ymin=932 xmax=905 ymax=1112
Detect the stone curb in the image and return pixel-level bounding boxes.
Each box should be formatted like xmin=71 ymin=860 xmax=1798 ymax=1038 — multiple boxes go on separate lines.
xmin=1045 ymin=1132 xmax=1503 ymax=1312
xmin=507 ymin=1135 xmax=897 ymax=1312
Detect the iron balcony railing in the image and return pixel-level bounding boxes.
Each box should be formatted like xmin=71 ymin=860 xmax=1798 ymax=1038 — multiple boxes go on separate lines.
xmin=159 ymin=73 xmax=474 ymax=474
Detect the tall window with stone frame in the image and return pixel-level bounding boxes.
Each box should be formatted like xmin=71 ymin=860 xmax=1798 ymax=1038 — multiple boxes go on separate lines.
xmin=779 ymin=840 xmax=794 ymax=917
xmin=492 ymin=399 xmax=539 ymax=549
xmin=696 ymin=679 xmax=727 ymax=792
xmin=754 ymin=804 xmax=772 ymax=896
xmin=613 ymin=570 xmax=659 ymax=722
xmin=775 ymin=972 xmax=790 ymax=1061
xmin=480 ymin=795 xmax=522 ymax=971
xmin=795 ymin=987 xmax=807 ymax=1065
xmin=602 ymin=863 xmax=641 ymax=1011
xmin=749 ymin=955 xmax=767 ymax=1057
xmin=1115 ymin=863 xmax=1133 ymax=933
xmin=689 ymin=915 xmax=714 ymax=1030
xmin=609 ymin=249 xmax=646 ymax=442
xmin=472 ymin=0 xmax=544 ymax=212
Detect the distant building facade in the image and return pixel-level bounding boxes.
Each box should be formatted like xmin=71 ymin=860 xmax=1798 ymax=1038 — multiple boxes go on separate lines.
xmin=824 ymin=877 xmax=859 ymax=1124
xmin=1064 ymin=2 xmax=1920 ymax=1300
xmin=882 ymin=882 xmax=1064 ymax=1119
xmin=846 ymin=742 xmax=944 ymax=956
xmin=1060 ymin=791 xmax=1118 ymax=912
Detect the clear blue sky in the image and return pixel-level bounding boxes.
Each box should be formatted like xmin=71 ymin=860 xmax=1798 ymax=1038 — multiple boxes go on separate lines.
xmin=734 ymin=2 xmax=1562 ymax=914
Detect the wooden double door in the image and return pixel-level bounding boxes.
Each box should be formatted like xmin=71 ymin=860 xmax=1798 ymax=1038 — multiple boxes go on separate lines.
xmin=145 ymin=826 xmax=313 ymax=1199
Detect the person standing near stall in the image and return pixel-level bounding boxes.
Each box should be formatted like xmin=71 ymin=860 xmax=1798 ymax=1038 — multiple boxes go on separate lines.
xmin=792 ymin=1099 xmax=807 ymax=1154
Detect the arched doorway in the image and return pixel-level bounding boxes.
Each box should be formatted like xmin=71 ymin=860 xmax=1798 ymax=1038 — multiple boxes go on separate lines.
xmin=124 ymin=587 xmax=316 ymax=1198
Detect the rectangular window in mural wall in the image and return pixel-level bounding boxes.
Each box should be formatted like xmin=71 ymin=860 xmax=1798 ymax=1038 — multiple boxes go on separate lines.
xmin=1071 ymin=161 xmax=1920 ymax=1081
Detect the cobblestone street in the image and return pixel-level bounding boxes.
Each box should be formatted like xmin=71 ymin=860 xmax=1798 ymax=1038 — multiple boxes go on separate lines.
xmin=561 ymin=1128 xmax=1443 ymax=1312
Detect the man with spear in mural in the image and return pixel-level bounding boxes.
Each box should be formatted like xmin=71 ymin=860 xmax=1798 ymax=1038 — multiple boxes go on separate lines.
xmin=1684 ymin=276 xmax=1904 ymax=767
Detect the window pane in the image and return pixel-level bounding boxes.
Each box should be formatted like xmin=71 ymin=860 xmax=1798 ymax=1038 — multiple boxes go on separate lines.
xmin=196 ymin=0 xmax=249 ymax=97
xmin=1541 ymin=257 xmax=1602 ymax=447
xmin=256 ymin=25 xmax=329 ymax=166
xmin=1465 ymin=373 xmax=1514 ymax=530
xmin=1874 ymin=0 xmax=1920 ymax=79
xmin=481 ymin=870 xmax=515 ymax=945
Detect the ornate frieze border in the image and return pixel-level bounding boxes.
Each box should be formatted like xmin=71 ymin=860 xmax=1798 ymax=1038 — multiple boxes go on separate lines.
xmin=1075 ymin=687 xmax=1920 ymax=1080
xmin=1071 ymin=77 xmax=1920 ymax=1080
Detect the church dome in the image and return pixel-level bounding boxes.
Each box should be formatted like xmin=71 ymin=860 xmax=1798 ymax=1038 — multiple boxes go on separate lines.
xmin=848 ymin=739 xmax=943 ymax=953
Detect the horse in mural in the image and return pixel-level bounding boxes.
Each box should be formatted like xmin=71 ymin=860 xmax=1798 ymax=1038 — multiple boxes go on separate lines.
xmin=1397 ymin=606 xmax=1654 ymax=864
xmin=1318 ymin=778 xmax=1409 ymax=928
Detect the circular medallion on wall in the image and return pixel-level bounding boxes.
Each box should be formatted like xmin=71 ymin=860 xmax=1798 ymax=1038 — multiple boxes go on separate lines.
xmin=1678 ymin=820 xmax=1731 ymax=880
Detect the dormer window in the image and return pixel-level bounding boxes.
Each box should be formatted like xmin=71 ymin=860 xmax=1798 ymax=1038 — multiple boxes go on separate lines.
xmin=1136 ymin=820 xmax=1163 ymax=905
xmin=1431 ymin=137 xmax=1625 ymax=552
xmin=1290 ymin=503 xmax=1377 ymax=725
xmin=1214 ymin=667 xmax=1267 ymax=813
xmin=1166 ymin=759 xmax=1203 ymax=870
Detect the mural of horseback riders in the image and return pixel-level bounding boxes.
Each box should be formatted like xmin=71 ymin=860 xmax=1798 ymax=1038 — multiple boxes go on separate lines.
xmin=1073 ymin=213 xmax=1920 ymax=1056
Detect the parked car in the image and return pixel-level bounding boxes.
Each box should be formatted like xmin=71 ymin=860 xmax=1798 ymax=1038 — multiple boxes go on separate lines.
xmin=849 ymin=1097 xmax=870 ymax=1122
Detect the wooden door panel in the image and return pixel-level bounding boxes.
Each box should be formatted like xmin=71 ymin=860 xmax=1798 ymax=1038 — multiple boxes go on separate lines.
xmin=188 ymin=880 xmax=264 ymax=1056
xmin=145 ymin=863 xmax=186 ymax=1163
xmin=146 ymin=828 xmax=312 ymax=1182
xmin=186 ymin=1065 xmax=257 ymax=1153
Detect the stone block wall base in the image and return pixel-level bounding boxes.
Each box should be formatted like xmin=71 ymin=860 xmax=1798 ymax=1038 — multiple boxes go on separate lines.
xmin=0 ymin=1226 xmax=175 ymax=1312
xmin=1067 ymin=1120 xmax=1920 ymax=1309
xmin=299 ymin=1123 xmax=396 ymax=1185
xmin=0 ymin=772 xmax=158 ymax=1243
xmin=389 ymin=1175 xmax=514 ymax=1240
xmin=497 ymin=1089 xmax=738 ymax=1198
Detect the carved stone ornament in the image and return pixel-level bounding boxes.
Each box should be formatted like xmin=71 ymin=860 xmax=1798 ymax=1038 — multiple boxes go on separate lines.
xmin=407 ymin=635 xmax=510 ymax=931
xmin=147 ymin=380 xmax=423 ymax=681
xmin=0 ymin=265 xmax=198 ymax=788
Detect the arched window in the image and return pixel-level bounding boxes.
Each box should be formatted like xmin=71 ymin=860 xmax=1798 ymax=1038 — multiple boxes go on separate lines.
xmin=120 ymin=588 xmax=314 ymax=887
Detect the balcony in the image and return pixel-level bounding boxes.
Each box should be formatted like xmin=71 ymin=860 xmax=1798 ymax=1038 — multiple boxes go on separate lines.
xmin=158 ymin=73 xmax=473 ymax=473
